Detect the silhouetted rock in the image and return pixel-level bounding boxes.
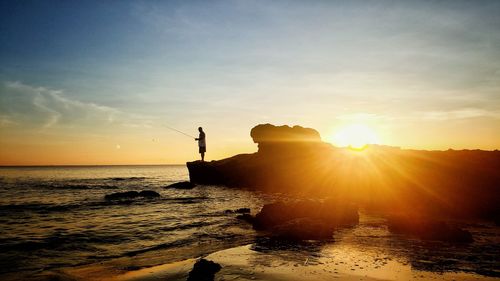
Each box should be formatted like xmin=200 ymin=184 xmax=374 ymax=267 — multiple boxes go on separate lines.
xmin=271 ymin=218 xmax=334 ymax=240
xmin=236 ymin=208 xmax=250 ymax=213
xmin=236 ymin=213 xmax=255 ymax=224
xmin=253 ymin=199 xmax=358 ymax=231
xmin=224 ymin=208 xmax=250 ymax=214
xmin=387 ymin=216 xmax=473 ymax=243
xmin=104 ymin=190 xmax=160 ymax=201
xmin=138 ymin=190 xmax=160 ymax=198
xmin=166 ymin=181 xmax=196 ymax=189
xmin=187 ymin=258 xmax=221 ymax=281
xmin=250 ymin=199 xmax=358 ymax=240
xmin=250 ymin=123 xmax=321 ymax=153
xmin=104 ymin=191 xmax=140 ymax=201
xmin=187 ymin=123 xmax=500 ymax=221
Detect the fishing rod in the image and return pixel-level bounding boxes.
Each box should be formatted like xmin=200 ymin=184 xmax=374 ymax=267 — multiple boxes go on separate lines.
xmin=163 ymin=124 xmax=196 ymax=139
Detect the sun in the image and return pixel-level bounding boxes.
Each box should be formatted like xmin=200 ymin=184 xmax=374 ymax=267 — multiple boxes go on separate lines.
xmin=330 ymin=124 xmax=380 ymax=150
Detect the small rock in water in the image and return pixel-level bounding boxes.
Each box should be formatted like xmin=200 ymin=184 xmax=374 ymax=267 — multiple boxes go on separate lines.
xmin=187 ymin=258 xmax=221 ymax=281
xmin=104 ymin=191 xmax=140 ymax=201
xmin=166 ymin=181 xmax=196 ymax=189
xmin=104 ymin=190 xmax=160 ymax=201
xmin=138 ymin=190 xmax=160 ymax=198
xmin=235 ymin=208 xmax=251 ymax=213
xmin=224 ymin=208 xmax=251 ymax=214
xmin=236 ymin=214 xmax=255 ymax=224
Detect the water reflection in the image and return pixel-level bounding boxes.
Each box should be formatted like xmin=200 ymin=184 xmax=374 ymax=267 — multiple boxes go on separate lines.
xmin=242 ymin=213 xmax=500 ymax=278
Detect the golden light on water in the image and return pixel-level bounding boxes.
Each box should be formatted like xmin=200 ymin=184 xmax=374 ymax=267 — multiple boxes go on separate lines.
xmin=329 ymin=124 xmax=380 ymax=149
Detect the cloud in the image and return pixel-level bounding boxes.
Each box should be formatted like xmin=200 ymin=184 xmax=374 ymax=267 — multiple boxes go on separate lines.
xmin=0 ymin=115 xmax=16 ymax=128
xmin=420 ymin=108 xmax=500 ymax=121
xmin=336 ymin=113 xmax=387 ymax=121
xmin=0 ymin=81 xmax=121 ymax=129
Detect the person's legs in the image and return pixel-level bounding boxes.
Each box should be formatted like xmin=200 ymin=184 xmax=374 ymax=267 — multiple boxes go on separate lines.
xmin=201 ymin=152 xmax=205 ymax=162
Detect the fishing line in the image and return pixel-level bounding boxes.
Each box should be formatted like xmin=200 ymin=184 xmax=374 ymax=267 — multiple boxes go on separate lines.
xmin=163 ymin=125 xmax=196 ymax=139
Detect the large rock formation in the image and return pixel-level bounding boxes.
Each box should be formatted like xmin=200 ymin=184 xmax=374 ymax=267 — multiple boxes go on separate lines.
xmin=187 ymin=124 xmax=500 ymax=221
xmin=188 ymin=124 xmax=333 ymax=188
xmin=249 ymin=199 xmax=359 ymax=240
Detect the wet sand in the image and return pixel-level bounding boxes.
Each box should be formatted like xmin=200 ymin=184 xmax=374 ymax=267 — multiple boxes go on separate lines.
xmin=57 ymin=244 xmax=496 ymax=281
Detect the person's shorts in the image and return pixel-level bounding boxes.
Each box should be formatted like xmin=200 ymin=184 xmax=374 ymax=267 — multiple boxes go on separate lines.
xmin=199 ymin=146 xmax=206 ymax=153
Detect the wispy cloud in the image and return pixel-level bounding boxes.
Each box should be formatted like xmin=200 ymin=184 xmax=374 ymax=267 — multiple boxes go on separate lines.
xmin=0 ymin=81 xmax=118 ymax=129
xmin=420 ymin=108 xmax=500 ymax=121
xmin=0 ymin=81 xmax=155 ymax=130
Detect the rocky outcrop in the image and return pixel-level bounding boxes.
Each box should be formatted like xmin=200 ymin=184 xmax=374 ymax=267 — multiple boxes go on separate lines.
xmin=104 ymin=190 xmax=160 ymax=201
xmin=253 ymin=199 xmax=358 ymax=230
xmin=387 ymin=216 xmax=473 ymax=243
xmin=187 ymin=124 xmax=334 ymax=189
xmin=224 ymin=208 xmax=250 ymax=214
xmin=250 ymin=123 xmax=322 ymax=154
xmin=270 ymin=218 xmax=335 ymax=240
xmin=187 ymin=259 xmax=221 ymax=281
xmin=240 ymin=199 xmax=358 ymax=240
xmin=187 ymin=123 xmax=500 ymax=221
xmin=165 ymin=181 xmax=196 ymax=189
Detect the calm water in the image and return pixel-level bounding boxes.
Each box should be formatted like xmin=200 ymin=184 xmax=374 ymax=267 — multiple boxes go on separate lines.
xmin=0 ymin=165 xmax=272 ymax=276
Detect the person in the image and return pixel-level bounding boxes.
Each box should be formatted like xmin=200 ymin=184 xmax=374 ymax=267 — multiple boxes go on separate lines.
xmin=195 ymin=127 xmax=206 ymax=161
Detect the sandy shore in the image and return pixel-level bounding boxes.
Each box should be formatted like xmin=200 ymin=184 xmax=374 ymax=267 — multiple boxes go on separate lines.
xmin=45 ymin=243 xmax=495 ymax=281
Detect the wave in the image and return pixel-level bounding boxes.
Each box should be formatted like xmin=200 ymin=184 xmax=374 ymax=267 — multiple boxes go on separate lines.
xmin=0 ymin=196 xmax=211 ymax=215
xmin=108 ymin=177 xmax=147 ymax=181
xmin=0 ymin=232 xmax=126 ymax=252
xmin=158 ymin=220 xmax=218 ymax=232
xmin=0 ymin=177 xmax=148 ymax=191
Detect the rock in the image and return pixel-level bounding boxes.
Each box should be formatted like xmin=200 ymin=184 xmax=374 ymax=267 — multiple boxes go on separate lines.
xmin=387 ymin=216 xmax=473 ymax=243
xmin=250 ymin=123 xmax=322 ymax=153
xmin=104 ymin=190 xmax=160 ymax=201
xmin=166 ymin=181 xmax=196 ymax=189
xmin=235 ymin=208 xmax=251 ymax=213
xmin=187 ymin=123 xmax=500 ymax=221
xmin=271 ymin=218 xmax=334 ymax=240
xmin=249 ymin=199 xmax=358 ymax=240
xmin=494 ymin=216 xmax=500 ymax=226
xmin=187 ymin=259 xmax=221 ymax=281
xmin=225 ymin=208 xmax=251 ymax=214
xmin=236 ymin=213 xmax=255 ymax=224
xmin=104 ymin=191 xmax=140 ymax=201
xmin=253 ymin=199 xmax=358 ymax=231
xmin=138 ymin=190 xmax=160 ymax=198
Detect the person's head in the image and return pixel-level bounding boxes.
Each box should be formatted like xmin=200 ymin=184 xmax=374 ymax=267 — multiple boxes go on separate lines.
xmin=198 ymin=127 xmax=203 ymax=132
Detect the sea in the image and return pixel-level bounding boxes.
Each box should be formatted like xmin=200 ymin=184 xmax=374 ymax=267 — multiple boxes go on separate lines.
xmin=0 ymin=165 xmax=275 ymax=277
xmin=0 ymin=165 xmax=499 ymax=279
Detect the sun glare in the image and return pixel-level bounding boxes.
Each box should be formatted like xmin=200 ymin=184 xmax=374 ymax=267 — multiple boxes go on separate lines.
xmin=330 ymin=124 xmax=380 ymax=149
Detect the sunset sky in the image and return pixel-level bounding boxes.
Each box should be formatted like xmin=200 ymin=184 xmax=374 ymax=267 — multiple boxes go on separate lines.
xmin=1 ymin=0 xmax=500 ymax=165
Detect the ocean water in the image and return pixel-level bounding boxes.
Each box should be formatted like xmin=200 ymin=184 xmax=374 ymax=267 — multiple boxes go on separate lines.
xmin=0 ymin=166 xmax=499 ymax=279
xmin=0 ymin=165 xmax=273 ymax=276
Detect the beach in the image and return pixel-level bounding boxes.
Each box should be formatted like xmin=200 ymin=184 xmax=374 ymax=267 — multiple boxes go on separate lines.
xmin=37 ymin=219 xmax=500 ymax=281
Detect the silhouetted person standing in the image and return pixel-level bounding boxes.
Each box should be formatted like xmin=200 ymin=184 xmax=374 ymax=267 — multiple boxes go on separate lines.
xmin=195 ymin=127 xmax=206 ymax=162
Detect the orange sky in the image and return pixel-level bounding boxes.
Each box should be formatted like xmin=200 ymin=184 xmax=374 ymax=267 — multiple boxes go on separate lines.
xmin=1 ymin=1 xmax=500 ymax=165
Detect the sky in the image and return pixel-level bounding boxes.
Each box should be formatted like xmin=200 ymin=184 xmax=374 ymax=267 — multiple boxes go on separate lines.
xmin=1 ymin=0 xmax=500 ymax=165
